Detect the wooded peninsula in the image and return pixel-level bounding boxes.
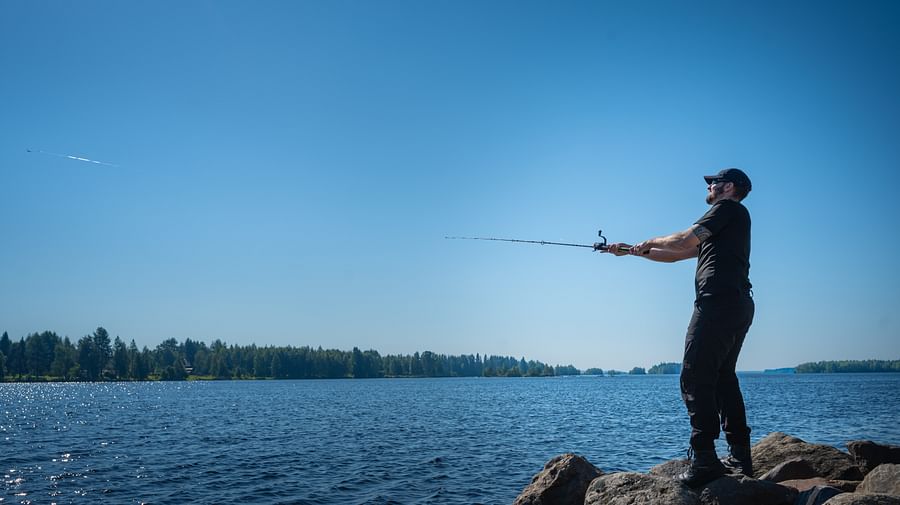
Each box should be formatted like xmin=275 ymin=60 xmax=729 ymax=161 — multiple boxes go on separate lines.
xmin=0 ymin=327 xmax=581 ymax=381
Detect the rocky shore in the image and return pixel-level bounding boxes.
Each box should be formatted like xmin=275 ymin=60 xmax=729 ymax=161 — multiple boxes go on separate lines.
xmin=514 ymin=432 xmax=900 ymax=505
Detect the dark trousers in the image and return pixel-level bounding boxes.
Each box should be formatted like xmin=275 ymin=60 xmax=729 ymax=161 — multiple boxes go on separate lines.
xmin=680 ymin=298 xmax=754 ymax=451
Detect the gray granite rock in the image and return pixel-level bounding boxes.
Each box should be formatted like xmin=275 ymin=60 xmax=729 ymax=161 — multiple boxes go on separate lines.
xmin=822 ymin=494 xmax=900 ymax=505
xmin=760 ymin=457 xmax=819 ymax=482
xmin=697 ymin=474 xmax=797 ymax=505
xmin=753 ymin=432 xmax=864 ymax=481
xmin=847 ymin=441 xmax=900 ymax=475
xmin=649 ymin=459 xmax=691 ymax=479
xmin=584 ymin=472 xmax=700 ymax=505
xmin=857 ymin=464 xmax=900 ymax=496
xmin=513 ymin=453 xmax=602 ymax=505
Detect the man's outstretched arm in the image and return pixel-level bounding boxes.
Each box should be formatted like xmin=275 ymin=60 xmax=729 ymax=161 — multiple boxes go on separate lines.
xmin=606 ymin=225 xmax=708 ymax=263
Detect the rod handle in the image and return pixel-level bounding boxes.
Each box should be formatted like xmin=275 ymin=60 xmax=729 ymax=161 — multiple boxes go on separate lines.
xmin=595 ymin=243 xmax=647 ymax=254
xmin=593 ymin=243 xmax=629 ymax=252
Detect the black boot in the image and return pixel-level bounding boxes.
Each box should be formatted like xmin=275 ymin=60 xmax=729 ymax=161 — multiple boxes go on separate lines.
xmin=677 ymin=448 xmax=727 ymax=487
xmin=721 ymin=444 xmax=753 ymax=476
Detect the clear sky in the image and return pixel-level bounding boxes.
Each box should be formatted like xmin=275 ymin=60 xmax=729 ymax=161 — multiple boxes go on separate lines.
xmin=2 ymin=0 xmax=898 ymax=371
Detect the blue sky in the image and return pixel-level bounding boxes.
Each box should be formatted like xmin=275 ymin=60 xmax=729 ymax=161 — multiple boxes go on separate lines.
xmin=2 ymin=0 xmax=898 ymax=371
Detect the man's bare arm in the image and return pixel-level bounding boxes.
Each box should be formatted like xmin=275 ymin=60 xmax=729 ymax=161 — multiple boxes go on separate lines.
xmin=630 ymin=225 xmax=708 ymax=263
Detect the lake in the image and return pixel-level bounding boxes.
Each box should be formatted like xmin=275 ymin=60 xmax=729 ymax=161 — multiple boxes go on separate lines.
xmin=3 ymin=374 xmax=899 ymax=504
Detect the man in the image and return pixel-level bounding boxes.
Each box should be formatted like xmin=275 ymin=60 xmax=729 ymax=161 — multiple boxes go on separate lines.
xmin=601 ymin=168 xmax=754 ymax=487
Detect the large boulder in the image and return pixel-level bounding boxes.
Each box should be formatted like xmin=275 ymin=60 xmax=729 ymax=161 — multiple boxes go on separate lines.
xmin=584 ymin=472 xmax=700 ymax=505
xmin=649 ymin=459 xmax=691 ymax=479
xmin=513 ymin=453 xmax=602 ymax=505
xmin=753 ymin=433 xmax=864 ymax=481
xmin=697 ymin=474 xmax=797 ymax=505
xmin=822 ymin=494 xmax=900 ymax=504
xmin=856 ymin=464 xmax=900 ymax=496
xmin=760 ymin=457 xmax=820 ymax=482
xmin=848 ymin=442 xmax=900 ymax=475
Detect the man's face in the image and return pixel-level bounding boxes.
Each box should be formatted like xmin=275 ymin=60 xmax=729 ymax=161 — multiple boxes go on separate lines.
xmin=706 ymin=181 xmax=729 ymax=204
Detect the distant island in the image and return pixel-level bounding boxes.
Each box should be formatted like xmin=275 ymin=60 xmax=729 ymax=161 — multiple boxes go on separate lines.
xmin=647 ymin=362 xmax=681 ymax=374
xmin=795 ymin=359 xmax=900 ymax=373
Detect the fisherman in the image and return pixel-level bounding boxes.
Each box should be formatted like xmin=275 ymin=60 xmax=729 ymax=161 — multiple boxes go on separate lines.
xmin=602 ymin=168 xmax=754 ymax=487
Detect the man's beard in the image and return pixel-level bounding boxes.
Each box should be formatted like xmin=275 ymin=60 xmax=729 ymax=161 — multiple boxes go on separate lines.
xmin=706 ymin=185 xmax=724 ymax=204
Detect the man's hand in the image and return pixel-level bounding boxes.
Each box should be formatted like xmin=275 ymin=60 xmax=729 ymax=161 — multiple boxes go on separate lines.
xmin=604 ymin=243 xmax=633 ymax=256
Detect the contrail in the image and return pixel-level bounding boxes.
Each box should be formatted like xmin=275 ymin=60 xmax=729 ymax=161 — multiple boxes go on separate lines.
xmin=27 ymin=148 xmax=120 ymax=167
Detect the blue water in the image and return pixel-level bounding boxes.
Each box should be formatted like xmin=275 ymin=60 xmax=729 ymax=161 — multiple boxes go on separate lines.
xmin=3 ymin=374 xmax=899 ymax=504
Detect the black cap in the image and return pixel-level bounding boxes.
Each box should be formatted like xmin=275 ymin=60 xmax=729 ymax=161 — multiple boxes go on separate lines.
xmin=704 ymin=168 xmax=751 ymax=190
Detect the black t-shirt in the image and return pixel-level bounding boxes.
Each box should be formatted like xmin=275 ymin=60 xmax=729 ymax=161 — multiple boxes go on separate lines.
xmin=694 ymin=199 xmax=752 ymax=302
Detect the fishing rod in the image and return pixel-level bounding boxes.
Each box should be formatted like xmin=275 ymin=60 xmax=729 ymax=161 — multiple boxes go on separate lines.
xmin=444 ymin=230 xmax=631 ymax=253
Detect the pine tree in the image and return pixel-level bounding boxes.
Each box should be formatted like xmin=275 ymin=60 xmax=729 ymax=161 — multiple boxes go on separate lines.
xmin=113 ymin=337 xmax=129 ymax=379
xmin=77 ymin=336 xmax=98 ymax=380
xmin=0 ymin=331 xmax=11 ymax=358
xmin=92 ymin=327 xmax=112 ymax=378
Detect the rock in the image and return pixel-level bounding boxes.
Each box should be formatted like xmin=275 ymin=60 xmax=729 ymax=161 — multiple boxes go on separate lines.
xmin=650 ymin=459 xmax=691 ymax=479
xmin=795 ymin=485 xmax=845 ymax=505
xmin=822 ymin=494 xmax=900 ymax=504
xmin=847 ymin=441 xmax=900 ymax=474
xmin=779 ymin=478 xmax=859 ymax=493
xmin=760 ymin=457 xmax=820 ymax=482
xmin=857 ymin=464 xmax=900 ymax=496
xmin=753 ymin=432 xmax=864 ymax=481
xmin=513 ymin=453 xmax=603 ymax=505
xmin=696 ymin=474 xmax=797 ymax=505
xmin=584 ymin=472 xmax=700 ymax=505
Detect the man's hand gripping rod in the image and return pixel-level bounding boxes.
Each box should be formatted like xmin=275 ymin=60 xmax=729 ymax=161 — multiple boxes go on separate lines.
xmin=444 ymin=230 xmax=631 ymax=253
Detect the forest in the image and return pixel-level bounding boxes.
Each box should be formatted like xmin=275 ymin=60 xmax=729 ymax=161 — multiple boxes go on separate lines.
xmin=0 ymin=328 xmax=582 ymax=381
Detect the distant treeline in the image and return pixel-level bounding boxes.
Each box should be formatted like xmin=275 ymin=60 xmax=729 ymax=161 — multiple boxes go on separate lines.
xmin=795 ymin=360 xmax=900 ymax=373
xmin=0 ymin=328 xmax=583 ymax=382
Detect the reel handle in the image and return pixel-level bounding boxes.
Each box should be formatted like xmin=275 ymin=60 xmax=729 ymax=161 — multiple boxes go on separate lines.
xmin=593 ymin=229 xmax=608 ymax=251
